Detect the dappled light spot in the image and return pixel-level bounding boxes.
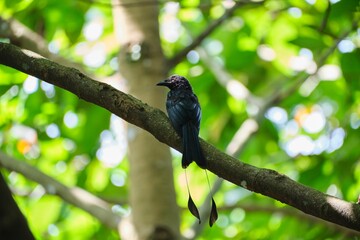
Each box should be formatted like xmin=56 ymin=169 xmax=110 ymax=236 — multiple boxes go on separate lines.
xmin=226 ymin=80 xmax=250 ymax=100
xmin=73 ymin=155 xmax=89 ymax=171
xmin=55 ymin=161 xmax=67 ymax=173
xmin=288 ymin=7 xmax=302 ymax=18
xmin=318 ymin=65 xmax=341 ymax=81
xmin=205 ymin=40 xmax=224 ymax=56
xmin=83 ymin=43 xmax=106 ymax=68
xmin=48 ymin=224 xmax=60 ymax=237
xmin=305 ymin=0 xmax=316 ymax=4
xmin=299 ymin=76 xmax=319 ymax=96
xmin=289 ymin=56 xmax=316 ymax=73
xmin=23 ymin=76 xmax=39 ymax=94
xmin=302 ymin=110 xmax=326 ymax=134
xmin=84 ymin=8 xmax=104 ymax=41
xmin=326 ymin=184 xmax=342 ymax=198
xmin=217 ymin=214 xmax=229 ymax=228
xmin=64 ymin=111 xmax=79 ymax=129
xmin=40 ymin=81 xmax=55 ymax=98
xmin=286 ymin=135 xmax=315 ymax=157
xmin=9 ymin=124 xmax=39 ymax=157
xmin=257 ymin=44 xmax=276 ymax=61
xmin=96 ymin=115 xmax=127 ymax=168
xmin=328 ymin=128 xmax=345 ymax=153
xmin=225 ymin=188 xmax=252 ymax=205
xmin=338 ymin=40 xmax=355 ymax=53
xmin=46 ymin=123 xmax=60 ymax=139
xmin=187 ymin=50 xmax=200 ymax=64
xmin=224 ymin=225 xmax=238 ymax=238
xmin=48 ymin=41 xmax=60 ymax=54
xmin=290 ymin=48 xmax=317 ymax=73
xmin=161 ymin=2 xmax=181 ymax=43
xmin=110 ymin=170 xmax=126 ymax=187
xmin=189 ymin=65 xmax=204 ymax=77
xmin=230 ymin=208 xmax=245 ymax=223
xmin=266 ymin=107 xmax=288 ymax=126
xmin=83 ymin=20 xmax=103 ymax=42
xmin=350 ymin=113 xmax=360 ymax=129
xmin=267 ymin=103 xmax=346 ymax=157
xmin=111 ymin=205 xmax=129 ymax=216
xmin=30 ymin=185 xmax=46 ymax=200
xmin=183 ymin=228 xmax=195 ymax=239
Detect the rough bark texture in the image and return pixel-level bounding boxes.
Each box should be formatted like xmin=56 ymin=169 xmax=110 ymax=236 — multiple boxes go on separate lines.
xmin=112 ymin=1 xmax=180 ymax=239
xmin=0 ymin=172 xmax=35 ymax=240
xmin=0 ymin=42 xmax=360 ymax=232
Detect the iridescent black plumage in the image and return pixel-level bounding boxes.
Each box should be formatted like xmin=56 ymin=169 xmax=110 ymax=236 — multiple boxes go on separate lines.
xmin=157 ymin=75 xmax=206 ymax=169
xmin=157 ymin=75 xmax=218 ymax=227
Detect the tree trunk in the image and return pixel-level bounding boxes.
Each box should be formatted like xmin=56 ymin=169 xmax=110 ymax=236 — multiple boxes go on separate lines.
xmin=0 ymin=172 xmax=35 ymax=240
xmin=112 ymin=1 xmax=180 ymax=239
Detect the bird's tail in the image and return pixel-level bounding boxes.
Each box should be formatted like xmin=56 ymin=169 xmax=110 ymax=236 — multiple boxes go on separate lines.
xmin=182 ymin=123 xmax=206 ymax=169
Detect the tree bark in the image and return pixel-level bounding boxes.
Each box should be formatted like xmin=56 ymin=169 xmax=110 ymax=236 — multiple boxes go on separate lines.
xmin=112 ymin=1 xmax=180 ymax=239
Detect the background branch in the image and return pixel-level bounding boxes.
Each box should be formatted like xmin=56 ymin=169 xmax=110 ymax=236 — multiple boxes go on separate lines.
xmin=166 ymin=0 xmax=264 ymax=70
xmin=0 ymin=150 xmax=121 ymax=230
xmin=0 ymin=42 xmax=359 ymax=231
xmin=0 ymin=16 xmax=96 ymax=79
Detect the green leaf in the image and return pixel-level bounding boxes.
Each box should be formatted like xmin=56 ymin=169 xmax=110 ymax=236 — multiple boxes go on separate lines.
xmin=340 ymin=49 xmax=360 ymax=90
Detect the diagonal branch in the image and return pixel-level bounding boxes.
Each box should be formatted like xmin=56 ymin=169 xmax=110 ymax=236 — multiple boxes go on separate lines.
xmin=0 ymin=42 xmax=359 ymax=231
xmin=196 ymin=46 xmax=262 ymax=108
xmin=166 ymin=0 xmax=264 ymax=70
xmin=0 ymin=151 xmax=121 ymax=230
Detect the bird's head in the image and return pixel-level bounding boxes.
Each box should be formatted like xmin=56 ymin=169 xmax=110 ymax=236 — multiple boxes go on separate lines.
xmin=157 ymin=75 xmax=192 ymax=90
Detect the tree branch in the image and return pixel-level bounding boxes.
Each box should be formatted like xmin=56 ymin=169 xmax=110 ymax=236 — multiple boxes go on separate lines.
xmin=0 ymin=171 xmax=35 ymax=239
xmin=0 ymin=42 xmax=359 ymax=231
xmin=196 ymin=47 xmax=262 ymax=108
xmin=0 ymin=151 xmax=121 ymax=230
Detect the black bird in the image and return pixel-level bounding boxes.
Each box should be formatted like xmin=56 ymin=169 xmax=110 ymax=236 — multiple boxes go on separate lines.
xmin=157 ymin=75 xmax=205 ymax=169
xmin=157 ymin=74 xmax=218 ymax=227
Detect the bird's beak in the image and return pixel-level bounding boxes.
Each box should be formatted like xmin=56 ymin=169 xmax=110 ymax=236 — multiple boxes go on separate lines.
xmin=156 ymin=79 xmax=170 ymax=87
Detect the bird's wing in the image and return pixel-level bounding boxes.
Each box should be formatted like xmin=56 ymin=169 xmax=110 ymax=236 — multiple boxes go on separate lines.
xmin=166 ymin=91 xmax=201 ymax=134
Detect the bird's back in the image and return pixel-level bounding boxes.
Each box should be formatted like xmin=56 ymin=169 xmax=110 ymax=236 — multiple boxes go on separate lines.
xmin=166 ymin=89 xmax=201 ymax=135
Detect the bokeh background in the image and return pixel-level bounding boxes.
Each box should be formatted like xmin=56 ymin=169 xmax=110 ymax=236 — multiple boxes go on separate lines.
xmin=0 ymin=0 xmax=359 ymax=239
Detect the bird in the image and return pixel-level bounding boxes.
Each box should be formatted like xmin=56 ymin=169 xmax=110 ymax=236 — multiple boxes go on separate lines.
xmin=157 ymin=74 xmax=218 ymax=227
xmin=157 ymin=74 xmax=206 ymax=169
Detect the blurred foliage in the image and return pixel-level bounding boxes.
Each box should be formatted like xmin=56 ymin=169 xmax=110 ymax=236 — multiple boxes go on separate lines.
xmin=0 ymin=0 xmax=360 ymax=239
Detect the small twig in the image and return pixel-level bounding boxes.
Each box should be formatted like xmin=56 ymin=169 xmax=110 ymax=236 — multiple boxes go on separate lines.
xmin=196 ymin=47 xmax=262 ymax=108
xmin=319 ymin=0 xmax=332 ymax=32
xmin=167 ymin=1 xmax=264 ymax=70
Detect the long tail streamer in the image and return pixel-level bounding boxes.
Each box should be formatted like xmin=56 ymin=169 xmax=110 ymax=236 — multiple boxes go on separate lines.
xmin=205 ymin=170 xmax=218 ymax=227
xmin=185 ymin=169 xmax=201 ymax=224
